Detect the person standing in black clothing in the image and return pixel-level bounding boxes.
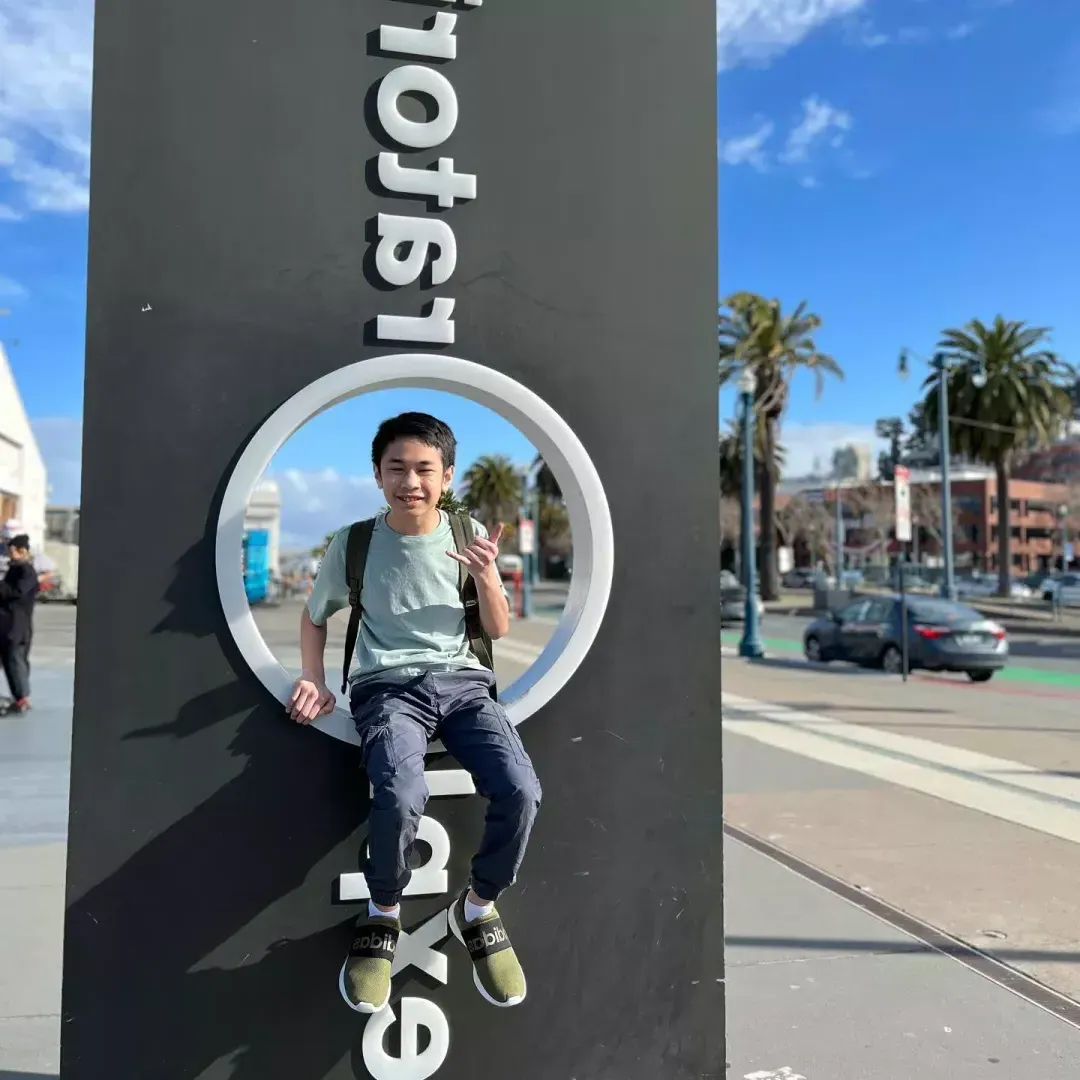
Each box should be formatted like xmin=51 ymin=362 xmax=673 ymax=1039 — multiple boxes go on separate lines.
xmin=0 ymin=534 xmax=38 ymax=715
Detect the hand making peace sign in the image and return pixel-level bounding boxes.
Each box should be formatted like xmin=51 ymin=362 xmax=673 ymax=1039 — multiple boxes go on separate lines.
xmin=446 ymin=522 xmax=504 ymax=579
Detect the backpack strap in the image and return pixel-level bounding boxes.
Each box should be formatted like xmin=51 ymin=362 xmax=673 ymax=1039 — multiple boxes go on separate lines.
xmin=342 ymin=518 xmax=377 ymax=694
xmin=448 ymin=512 xmax=495 ymax=679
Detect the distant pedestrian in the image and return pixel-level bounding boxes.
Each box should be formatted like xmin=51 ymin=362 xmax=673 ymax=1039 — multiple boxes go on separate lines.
xmin=0 ymin=534 xmax=37 ymax=715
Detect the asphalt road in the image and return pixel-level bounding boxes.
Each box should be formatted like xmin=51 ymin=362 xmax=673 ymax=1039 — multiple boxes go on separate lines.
xmin=730 ymin=610 xmax=1080 ymax=681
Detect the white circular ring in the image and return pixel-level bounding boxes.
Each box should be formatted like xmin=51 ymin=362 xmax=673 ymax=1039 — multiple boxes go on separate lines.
xmin=215 ymin=354 xmax=615 ymax=747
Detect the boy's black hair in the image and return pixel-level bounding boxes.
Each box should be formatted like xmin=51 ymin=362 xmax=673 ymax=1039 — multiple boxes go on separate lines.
xmin=8 ymin=534 xmax=30 ymax=551
xmin=371 ymin=412 xmax=457 ymax=471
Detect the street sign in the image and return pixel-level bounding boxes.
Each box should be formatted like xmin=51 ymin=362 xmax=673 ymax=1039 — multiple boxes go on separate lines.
xmin=518 ymin=517 xmax=536 ymax=555
xmin=895 ymin=465 xmax=913 ymax=543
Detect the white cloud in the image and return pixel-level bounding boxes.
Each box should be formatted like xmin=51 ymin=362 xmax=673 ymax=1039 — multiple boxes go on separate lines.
xmin=895 ymin=25 xmax=931 ymax=44
xmin=267 ymin=468 xmax=385 ymax=549
xmin=719 ymin=120 xmax=774 ymax=171
xmin=859 ymin=29 xmax=890 ymax=48
xmin=0 ymin=0 xmax=93 ymax=215
xmin=30 ymin=415 xmax=83 ymax=504
xmin=847 ymin=15 xmax=982 ymax=51
xmin=0 ymin=275 xmax=27 ymax=298
xmin=717 ymin=0 xmax=868 ymax=70
xmin=721 ymin=97 xmax=856 ymax=184
xmin=781 ymin=95 xmax=852 ymax=164
xmin=779 ymin=422 xmax=886 ymax=479
xmin=946 ymin=22 xmax=976 ymax=40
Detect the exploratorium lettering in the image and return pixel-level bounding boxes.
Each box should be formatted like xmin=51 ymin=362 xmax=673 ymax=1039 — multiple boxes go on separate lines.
xmin=371 ymin=1 xmax=482 ymax=346
xmin=343 ymin=4 xmax=484 ymax=1078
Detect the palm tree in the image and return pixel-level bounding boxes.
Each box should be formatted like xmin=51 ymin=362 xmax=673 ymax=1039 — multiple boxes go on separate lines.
xmin=530 ymin=454 xmax=563 ymax=502
xmin=718 ymin=291 xmax=842 ymax=599
xmin=437 ymin=488 xmax=471 ymax=514
xmin=718 ymin=420 xmax=785 ymax=497
xmin=461 ymin=454 xmax=522 ymax=530
xmin=921 ymin=317 xmax=1076 ymax=596
xmin=875 ymin=417 xmax=905 ymax=481
xmin=718 ymin=421 xmax=786 ymax=583
xmin=311 ymin=531 xmax=338 ymax=558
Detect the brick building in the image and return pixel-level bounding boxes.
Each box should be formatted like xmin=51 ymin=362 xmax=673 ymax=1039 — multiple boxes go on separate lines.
xmin=774 ymin=471 xmax=1078 ymax=575
xmin=915 ymin=476 xmax=1075 ymax=574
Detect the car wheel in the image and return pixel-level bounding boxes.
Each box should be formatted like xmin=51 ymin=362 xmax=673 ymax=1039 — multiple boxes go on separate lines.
xmin=967 ymin=670 xmax=994 ymax=683
xmin=880 ymin=645 xmax=903 ymax=675
xmin=805 ymin=636 xmax=825 ymax=663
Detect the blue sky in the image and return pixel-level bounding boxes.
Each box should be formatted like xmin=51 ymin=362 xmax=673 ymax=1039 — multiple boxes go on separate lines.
xmin=3 ymin=0 xmax=1080 ymax=540
xmin=718 ymin=0 xmax=1080 ymax=468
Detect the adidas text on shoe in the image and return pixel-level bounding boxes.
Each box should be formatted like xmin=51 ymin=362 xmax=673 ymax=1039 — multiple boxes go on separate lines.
xmin=338 ymin=915 xmax=400 ymax=1014
xmin=448 ymin=889 xmax=526 ymax=1008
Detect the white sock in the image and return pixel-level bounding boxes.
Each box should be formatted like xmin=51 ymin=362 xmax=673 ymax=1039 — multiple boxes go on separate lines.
xmin=464 ymin=896 xmax=494 ymax=923
xmin=369 ymin=900 xmax=400 ymax=921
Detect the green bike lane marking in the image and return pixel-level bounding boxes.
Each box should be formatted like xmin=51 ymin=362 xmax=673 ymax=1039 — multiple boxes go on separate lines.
xmin=720 ymin=631 xmax=1080 ymax=689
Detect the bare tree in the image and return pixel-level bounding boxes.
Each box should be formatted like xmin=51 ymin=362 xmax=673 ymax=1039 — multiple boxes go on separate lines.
xmin=777 ymin=495 xmax=834 ymax=565
xmin=848 ymin=483 xmax=895 ymax=560
xmin=909 ymin=484 xmax=962 ymax=555
xmin=1065 ymin=483 xmax=1080 ymax=568
xmin=720 ymin=496 xmax=741 ymax=551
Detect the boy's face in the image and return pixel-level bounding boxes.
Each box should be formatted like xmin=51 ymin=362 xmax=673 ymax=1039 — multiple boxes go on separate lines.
xmin=375 ymin=438 xmax=453 ymax=519
xmin=7 ymin=543 xmax=28 ymax=561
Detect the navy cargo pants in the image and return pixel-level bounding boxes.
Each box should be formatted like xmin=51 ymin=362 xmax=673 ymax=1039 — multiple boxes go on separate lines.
xmin=350 ymin=668 xmax=542 ymax=907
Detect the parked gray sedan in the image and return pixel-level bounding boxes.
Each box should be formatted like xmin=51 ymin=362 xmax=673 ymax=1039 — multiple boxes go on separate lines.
xmin=802 ymin=594 xmax=1009 ymax=681
xmin=720 ymin=570 xmax=764 ymax=624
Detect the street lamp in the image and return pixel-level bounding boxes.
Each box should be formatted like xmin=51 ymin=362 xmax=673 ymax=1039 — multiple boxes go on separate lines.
xmin=900 ymin=348 xmax=987 ymax=601
xmin=737 ymin=366 xmax=764 ymax=659
xmin=1059 ymin=503 xmax=1071 ymax=570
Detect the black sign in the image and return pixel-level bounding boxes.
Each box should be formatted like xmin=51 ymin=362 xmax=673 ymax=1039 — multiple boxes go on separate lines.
xmin=64 ymin=2 xmax=721 ymax=1077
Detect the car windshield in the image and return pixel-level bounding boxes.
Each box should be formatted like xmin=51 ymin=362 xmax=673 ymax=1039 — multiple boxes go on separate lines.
xmin=904 ymin=597 xmax=982 ymax=624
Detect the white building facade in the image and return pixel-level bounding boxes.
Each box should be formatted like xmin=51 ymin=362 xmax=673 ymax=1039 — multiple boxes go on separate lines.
xmin=0 ymin=343 xmax=47 ymax=551
xmin=245 ymin=478 xmax=282 ymax=578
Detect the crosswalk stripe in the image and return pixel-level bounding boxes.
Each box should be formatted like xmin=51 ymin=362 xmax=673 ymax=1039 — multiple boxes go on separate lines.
xmin=722 ymin=691 xmax=1080 ymax=846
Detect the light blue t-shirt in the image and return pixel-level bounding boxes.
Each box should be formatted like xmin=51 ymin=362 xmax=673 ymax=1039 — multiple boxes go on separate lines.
xmin=307 ymin=510 xmax=501 ymax=686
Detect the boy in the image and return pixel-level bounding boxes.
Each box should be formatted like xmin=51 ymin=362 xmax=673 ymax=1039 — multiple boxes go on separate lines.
xmin=288 ymin=412 xmax=542 ymax=1014
xmin=0 ymin=534 xmax=37 ymax=715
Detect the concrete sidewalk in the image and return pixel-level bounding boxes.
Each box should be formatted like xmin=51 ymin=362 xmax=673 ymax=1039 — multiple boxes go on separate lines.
xmin=726 ymin=836 xmax=1080 ymax=1077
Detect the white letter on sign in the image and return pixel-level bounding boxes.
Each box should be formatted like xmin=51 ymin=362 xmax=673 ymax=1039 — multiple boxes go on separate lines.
xmin=380 ymin=13 xmax=458 ymax=60
xmin=340 ymin=813 xmax=452 ymax=898
xmin=376 ymin=214 xmax=457 ymax=288
xmin=379 ymin=154 xmax=476 ymax=209
xmin=391 ymin=909 xmax=451 ymax=984
xmin=377 ymin=65 xmax=458 ymax=149
xmin=376 ymin=298 xmax=456 ymax=346
xmin=370 ymin=769 xmax=475 ymax=799
xmin=363 ymin=997 xmax=450 ymax=1080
